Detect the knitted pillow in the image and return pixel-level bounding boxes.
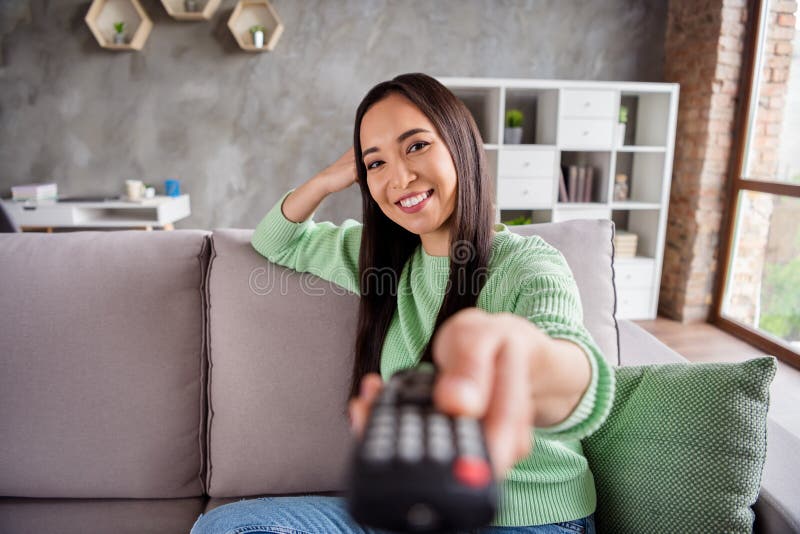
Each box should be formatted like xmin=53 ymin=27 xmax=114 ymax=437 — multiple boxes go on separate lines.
xmin=582 ymin=356 xmax=777 ymax=533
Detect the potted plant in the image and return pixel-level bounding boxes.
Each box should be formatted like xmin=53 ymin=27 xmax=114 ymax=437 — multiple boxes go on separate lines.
xmin=113 ymin=21 xmax=126 ymax=45
xmin=504 ymin=109 xmax=524 ymax=144
xmin=502 ymin=215 xmax=532 ymax=226
xmin=618 ymin=105 xmax=629 ymax=146
xmin=184 ymin=0 xmax=202 ymax=12
xmin=250 ymin=24 xmax=266 ymax=48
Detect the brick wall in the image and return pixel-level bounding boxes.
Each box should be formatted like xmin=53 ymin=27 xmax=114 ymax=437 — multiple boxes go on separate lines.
xmin=659 ymin=0 xmax=795 ymax=323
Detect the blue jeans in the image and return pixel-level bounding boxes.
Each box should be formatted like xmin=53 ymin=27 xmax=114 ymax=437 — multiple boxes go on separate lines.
xmin=189 ymin=495 xmax=596 ymax=534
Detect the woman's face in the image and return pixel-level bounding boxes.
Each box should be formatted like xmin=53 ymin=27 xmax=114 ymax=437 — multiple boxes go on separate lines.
xmin=360 ymin=93 xmax=458 ymax=243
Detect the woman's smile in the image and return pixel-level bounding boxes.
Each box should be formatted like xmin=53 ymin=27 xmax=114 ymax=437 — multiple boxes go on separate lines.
xmin=396 ymin=188 xmax=434 ymax=213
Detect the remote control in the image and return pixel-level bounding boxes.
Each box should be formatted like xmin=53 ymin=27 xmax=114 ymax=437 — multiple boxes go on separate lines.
xmin=346 ymin=363 xmax=498 ymax=533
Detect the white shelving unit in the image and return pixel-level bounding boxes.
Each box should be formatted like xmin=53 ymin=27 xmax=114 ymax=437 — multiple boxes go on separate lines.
xmin=437 ymin=77 xmax=679 ymax=320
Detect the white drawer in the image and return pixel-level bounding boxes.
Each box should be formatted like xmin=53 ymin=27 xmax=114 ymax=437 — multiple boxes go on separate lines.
xmin=552 ymin=207 xmax=610 ymax=222
xmin=614 ymin=259 xmax=655 ymax=289
xmin=497 ymin=178 xmax=553 ymax=209
xmin=558 ymin=118 xmax=615 ymax=149
xmin=615 ymin=286 xmax=652 ymax=319
xmin=561 ymin=89 xmax=617 ymax=118
xmin=498 ymin=149 xmax=556 ymax=178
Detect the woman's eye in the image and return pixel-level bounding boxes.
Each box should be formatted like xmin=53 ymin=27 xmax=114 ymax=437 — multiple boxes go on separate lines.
xmin=366 ymin=142 xmax=427 ymax=171
xmin=367 ymin=160 xmax=383 ymax=170
xmin=409 ymin=141 xmax=428 ymax=152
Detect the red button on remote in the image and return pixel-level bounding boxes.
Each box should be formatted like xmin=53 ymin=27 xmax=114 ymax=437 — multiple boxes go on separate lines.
xmin=453 ymin=456 xmax=491 ymax=488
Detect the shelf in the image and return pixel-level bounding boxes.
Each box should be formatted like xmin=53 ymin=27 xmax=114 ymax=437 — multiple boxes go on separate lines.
xmin=617 ymin=145 xmax=667 ymax=153
xmin=227 ymin=0 xmax=284 ymax=52
xmin=500 ymin=144 xmax=558 ymax=150
xmin=610 ymin=202 xmax=661 ymax=210
xmin=504 ymin=88 xmax=558 ymax=145
xmin=556 ymin=202 xmax=609 ymax=209
xmin=85 ymin=0 xmax=153 ymax=51
xmin=160 ymin=0 xmax=221 ymax=21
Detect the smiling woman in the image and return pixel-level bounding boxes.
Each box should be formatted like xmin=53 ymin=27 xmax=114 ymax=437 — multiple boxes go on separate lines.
xmin=217 ymin=72 xmax=615 ymax=534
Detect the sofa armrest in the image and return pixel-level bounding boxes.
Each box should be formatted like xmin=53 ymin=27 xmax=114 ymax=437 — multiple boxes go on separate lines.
xmin=617 ymin=319 xmax=686 ymax=366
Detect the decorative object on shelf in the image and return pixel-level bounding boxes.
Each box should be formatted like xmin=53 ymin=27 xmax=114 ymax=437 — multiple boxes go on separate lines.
xmin=143 ymin=184 xmax=156 ymax=199
xmin=85 ymin=0 xmax=153 ymax=51
xmin=250 ymin=24 xmax=265 ymax=48
xmin=504 ymin=109 xmax=524 ymax=144
xmin=502 ymin=215 xmax=532 ymax=226
xmin=125 ymin=180 xmax=145 ymax=201
xmin=228 ymin=0 xmax=284 ymax=52
xmin=11 ymin=183 xmax=58 ymax=202
xmin=559 ymin=164 xmax=595 ymax=203
xmin=160 ymin=0 xmax=220 ymax=21
xmin=614 ymin=173 xmax=630 ymax=201
xmin=113 ymin=21 xmax=126 ymax=44
xmin=165 ymin=179 xmax=181 ymax=197
xmin=618 ymin=105 xmax=628 ymax=146
xmin=613 ymin=230 xmax=638 ymax=258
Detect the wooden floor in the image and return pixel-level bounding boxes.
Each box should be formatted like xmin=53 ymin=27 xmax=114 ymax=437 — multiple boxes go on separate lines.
xmin=633 ymin=316 xmax=800 ymax=436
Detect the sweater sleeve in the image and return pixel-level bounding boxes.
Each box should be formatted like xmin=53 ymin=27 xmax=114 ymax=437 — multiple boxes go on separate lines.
xmin=511 ymin=241 xmax=615 ymax=442
xmin=250 ymin=188 xmax=362 ymax=295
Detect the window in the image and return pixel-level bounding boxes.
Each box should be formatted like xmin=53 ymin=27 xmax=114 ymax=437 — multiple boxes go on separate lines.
xmin=714 ymin=0 xmax=800 ymax=367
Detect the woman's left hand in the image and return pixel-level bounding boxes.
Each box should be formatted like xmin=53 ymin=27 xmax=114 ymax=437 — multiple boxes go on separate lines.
xmin=430 ymin=307 xmax=551 ymax=480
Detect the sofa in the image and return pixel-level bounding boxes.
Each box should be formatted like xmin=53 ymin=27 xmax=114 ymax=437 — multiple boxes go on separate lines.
xmin=0 ymin=218 xmax=797 ymax=534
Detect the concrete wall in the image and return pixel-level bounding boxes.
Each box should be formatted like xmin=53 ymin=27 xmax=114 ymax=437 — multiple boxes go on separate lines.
xmin=0 ymin=0 xmax=667 ymax=230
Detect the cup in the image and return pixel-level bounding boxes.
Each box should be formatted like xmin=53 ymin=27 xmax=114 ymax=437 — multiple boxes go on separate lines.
xmin=165 ymin=179 xmax=181 ymax=197
xmin=125 ymin=180 xmax=144 ymax=200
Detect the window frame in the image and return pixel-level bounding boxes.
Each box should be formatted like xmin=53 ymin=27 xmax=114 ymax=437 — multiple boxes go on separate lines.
xmin=711 ymin=0 xmax=800 ymax=370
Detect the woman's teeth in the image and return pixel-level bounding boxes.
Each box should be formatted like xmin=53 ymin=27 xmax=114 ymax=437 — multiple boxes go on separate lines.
xmin=399 ymin=190 xmax=432 ymax=208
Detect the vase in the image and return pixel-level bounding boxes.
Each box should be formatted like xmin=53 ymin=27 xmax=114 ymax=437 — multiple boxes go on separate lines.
xmin=184 ymin=0 xmax=200 ymax=11
xmin=504 ymin=127 xmax=523 ymax=144
xmin=253 ymin=30 xmax=264 ymax=48
xmin=113 ymin=33 xmax=126 ymax=45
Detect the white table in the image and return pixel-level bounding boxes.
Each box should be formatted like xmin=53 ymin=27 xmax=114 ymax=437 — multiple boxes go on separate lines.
xmin=1 ymin=194 xmax=191 ymax=232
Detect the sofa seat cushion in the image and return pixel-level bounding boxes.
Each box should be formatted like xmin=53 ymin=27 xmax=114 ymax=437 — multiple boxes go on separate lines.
xmin=0 ymin=497 xmax=206 ymax=534
xmin=582 ymin=356 xmax=777 ymax=533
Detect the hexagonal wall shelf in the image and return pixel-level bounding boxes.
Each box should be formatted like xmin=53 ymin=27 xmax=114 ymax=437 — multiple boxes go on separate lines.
xmin=160 ymin=0 xmax=221 ymax=21
xmin=228 ymin=0 xmax=284 ymax=52
xmin=85 ymin=0 xmax=152 ymax=51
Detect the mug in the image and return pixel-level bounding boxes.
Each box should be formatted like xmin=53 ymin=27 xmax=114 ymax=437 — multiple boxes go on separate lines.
xmin=125 ymin=180 xmax=144 ymax=200
xmin=165 ymin=179 xmax=181 ymax=197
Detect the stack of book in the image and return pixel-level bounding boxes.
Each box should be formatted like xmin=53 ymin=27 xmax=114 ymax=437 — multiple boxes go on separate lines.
xmin=11 ymin=182 xmax=58 ymax=201
xmin=614 ymin=230 xmax=638 ymax=258
xmin=559 ymin=165 xmax=595 ymax=203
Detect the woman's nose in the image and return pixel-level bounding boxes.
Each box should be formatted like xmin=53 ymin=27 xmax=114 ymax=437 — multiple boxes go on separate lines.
xmin=389 ymin=163 xmax=417 ymax=190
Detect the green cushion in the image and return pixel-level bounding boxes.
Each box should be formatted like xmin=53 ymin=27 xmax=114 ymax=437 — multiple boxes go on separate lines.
xmin=582 ymin=356 xmax=777 ymax=533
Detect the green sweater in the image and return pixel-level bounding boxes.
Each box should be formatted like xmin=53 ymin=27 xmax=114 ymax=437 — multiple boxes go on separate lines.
xmin=251 ymin=189 xmax=615 ymax=527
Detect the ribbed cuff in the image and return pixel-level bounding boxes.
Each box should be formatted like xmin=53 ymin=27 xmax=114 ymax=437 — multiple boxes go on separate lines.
xmin=533 ymin=331 xmax=615 ymax=442
xmin=535 ymin=338 xmax=599 ymax=435
xmin=251 ymin=188 xmax=312 ymax=260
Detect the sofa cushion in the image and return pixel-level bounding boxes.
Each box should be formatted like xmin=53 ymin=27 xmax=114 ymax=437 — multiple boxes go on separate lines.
xmin=0 ymin=497 xmax=206 ymax=534
xmin=582 ymin=356 xmax=777 ymax=533
xmin=0 ymin=230 xmax=210 ymax=498
xmin=204 ymin=230 xmax=358 ymax=497
xmin=511 ymin=219 xmax=619 ymax=365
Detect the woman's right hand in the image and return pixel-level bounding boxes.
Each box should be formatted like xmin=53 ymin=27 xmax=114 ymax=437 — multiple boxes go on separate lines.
xmin=316 ymin=146 xmax=359 ymax=195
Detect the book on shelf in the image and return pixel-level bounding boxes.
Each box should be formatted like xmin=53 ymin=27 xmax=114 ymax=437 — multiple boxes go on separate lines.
xmin=558 ymin=167 xmax=568 ymax=202
xmin=11 ymin=182 xmax=57 ymax=201
xmin=560 ymin=165 xmax=596 ymax=203
xmin=614 ymin=230 xmax=638 ymax=258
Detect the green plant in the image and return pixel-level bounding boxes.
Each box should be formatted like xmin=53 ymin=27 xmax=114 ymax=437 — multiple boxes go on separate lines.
xmin=249 ymin=24 xmax=266 ymax=34
xmin=759 ymin=254 xmax=800 ymax=342
xmin=619 ymin=105 xmax=629 ymax=124
xmin=505 ymin=109 xmax=523 ymax=128
xmin=503 ymin=215 xmax=532 ymax=226
xmin=113 ymin=21 xmax=125 ymax=34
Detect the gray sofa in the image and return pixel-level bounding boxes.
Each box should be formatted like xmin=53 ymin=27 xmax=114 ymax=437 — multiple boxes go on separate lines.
xmin=0 ymin=219 xmax=797 ymax=533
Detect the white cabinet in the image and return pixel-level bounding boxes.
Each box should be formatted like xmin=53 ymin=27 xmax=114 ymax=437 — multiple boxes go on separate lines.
xmin=437 ymin=77 xmax=679 ymax=320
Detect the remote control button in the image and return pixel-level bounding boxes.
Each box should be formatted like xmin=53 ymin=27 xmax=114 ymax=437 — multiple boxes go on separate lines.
xmin=398 ymin=440 xmax=424 ymax=462
xmin=363 ymin=442 xmax=393 ymax=463
xmin=453 ymin=457 xmax=491 ymax=488
xmin=428 ymin=440 xmax=455 ymax=463
xmin=407 ymin=502 xmax=438 ymax=529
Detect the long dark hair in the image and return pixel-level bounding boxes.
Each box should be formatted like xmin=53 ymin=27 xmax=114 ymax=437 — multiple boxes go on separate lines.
xmin=348 ymin=73 xmax=495 ymax=401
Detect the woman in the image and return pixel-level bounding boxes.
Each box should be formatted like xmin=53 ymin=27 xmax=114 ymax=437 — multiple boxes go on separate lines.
xmin=191 ymin=73 xmax=613 ymax=534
